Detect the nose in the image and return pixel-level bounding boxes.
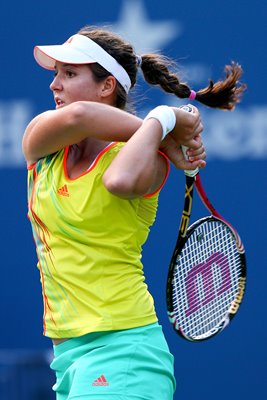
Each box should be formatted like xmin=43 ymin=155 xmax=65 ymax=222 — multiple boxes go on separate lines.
xmin=50 ymin=74 xmax=63 ymax=92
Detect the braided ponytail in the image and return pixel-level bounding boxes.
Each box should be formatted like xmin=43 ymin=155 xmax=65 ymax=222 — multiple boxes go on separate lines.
xmin=139 ymin=54 xmax=246 ymax=110
xmin=77 ymin=25 xmax=245 ymax=111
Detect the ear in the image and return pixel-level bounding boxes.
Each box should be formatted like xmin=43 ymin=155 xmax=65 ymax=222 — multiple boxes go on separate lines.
xmin=100 ymin=76 xmax=117 ymax=98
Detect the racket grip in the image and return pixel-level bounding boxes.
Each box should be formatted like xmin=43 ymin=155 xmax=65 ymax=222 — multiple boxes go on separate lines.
xmin=180 ymin=105 xmax=199 ymax=178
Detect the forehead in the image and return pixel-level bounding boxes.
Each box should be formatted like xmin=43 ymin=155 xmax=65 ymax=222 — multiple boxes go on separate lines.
xmin=54 ymin=62 xmax=91 ymax=71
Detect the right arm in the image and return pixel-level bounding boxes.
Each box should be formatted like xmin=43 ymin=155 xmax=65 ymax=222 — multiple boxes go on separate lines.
xmin=22 ymin=101 xmax=203 ymax=169
xmin=22 ymin=101 xmax=142 ymax=164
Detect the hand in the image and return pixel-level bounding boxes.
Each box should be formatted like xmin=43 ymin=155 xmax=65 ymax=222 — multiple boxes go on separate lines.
xmin=160 ymin=134 xmax=206 ymax=170
xmin=168 ymin=104 xmax=203 ymax=149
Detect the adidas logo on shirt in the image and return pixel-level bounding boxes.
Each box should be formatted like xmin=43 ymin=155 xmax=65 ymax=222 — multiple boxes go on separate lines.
xmin=57 ymin=184 xmax=70 ymax=197
xmin=92 ymin=375 xmax=109 ymax=386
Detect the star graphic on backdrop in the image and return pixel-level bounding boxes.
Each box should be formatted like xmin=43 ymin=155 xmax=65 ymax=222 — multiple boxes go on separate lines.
xmin=110 ymin=0 xmax=182 ymax=53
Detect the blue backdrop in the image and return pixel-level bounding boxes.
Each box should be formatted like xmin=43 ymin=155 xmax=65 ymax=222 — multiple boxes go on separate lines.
xmin=1 ymin=0 xmax=266 ymax=399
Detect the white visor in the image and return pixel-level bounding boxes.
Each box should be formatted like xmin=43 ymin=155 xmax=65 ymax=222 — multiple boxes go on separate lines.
xmin=34 ymin=34 xmax=131 ymax=93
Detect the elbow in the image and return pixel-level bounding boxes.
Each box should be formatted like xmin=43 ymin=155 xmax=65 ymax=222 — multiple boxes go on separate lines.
xmin=103 ymin=172 xmax=147 ymax=199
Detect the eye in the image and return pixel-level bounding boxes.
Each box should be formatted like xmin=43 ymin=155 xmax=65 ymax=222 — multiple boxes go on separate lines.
xmin=66 ymin=70 xmax=76 ymax=78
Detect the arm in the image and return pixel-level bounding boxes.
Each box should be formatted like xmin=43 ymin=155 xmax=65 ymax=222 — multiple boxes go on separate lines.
xmin=103 ymin=118 xmax=166 ymax=199
xmin=24 ymin=100 xmax=205 ymax=199
xmin=103 ymin=109 xmax=206 ymax=199
xmin=22 ymin=101 xmax=142 ymax=164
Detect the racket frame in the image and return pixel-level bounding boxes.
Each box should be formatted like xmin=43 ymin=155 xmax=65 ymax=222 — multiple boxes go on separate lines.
xmin=166 ymin=172 xmax=246 ymax=341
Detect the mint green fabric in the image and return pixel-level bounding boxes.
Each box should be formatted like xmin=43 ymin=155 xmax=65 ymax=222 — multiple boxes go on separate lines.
xmin=50 ymin=323 xmax=176 ymax=399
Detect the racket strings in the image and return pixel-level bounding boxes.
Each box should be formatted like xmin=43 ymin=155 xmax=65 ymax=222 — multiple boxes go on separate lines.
xmin=181 ymin=236 xmax=240 ymax=304
xmin=183 ymin=224 xmax=236 ymax=264
xmin=176 ymin=245 xmax=240 ymax=315
xmin=172 ymin=219 xmax=243 ymax=339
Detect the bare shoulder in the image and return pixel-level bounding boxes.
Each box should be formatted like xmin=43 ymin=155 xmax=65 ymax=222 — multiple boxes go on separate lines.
xmin=22 ymin=110 xmax=57 ymax=164
xmin=24 ymin=110 xmax=54 ymax=135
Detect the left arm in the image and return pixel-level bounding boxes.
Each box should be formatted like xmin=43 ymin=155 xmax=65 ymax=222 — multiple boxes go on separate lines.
xmin=103 ymin=118 xmax=165 ymax=198
xmin=103 ymin=117 xmax=206 ymax=199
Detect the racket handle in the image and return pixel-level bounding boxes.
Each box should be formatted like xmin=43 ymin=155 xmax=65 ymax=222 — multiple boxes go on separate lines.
xmin=180 ymin=105 xmax=199 ymax=178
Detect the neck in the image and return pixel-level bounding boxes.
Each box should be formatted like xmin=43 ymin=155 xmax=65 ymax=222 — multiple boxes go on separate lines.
xmin=66 ymin=138 xmax=112 ymax=179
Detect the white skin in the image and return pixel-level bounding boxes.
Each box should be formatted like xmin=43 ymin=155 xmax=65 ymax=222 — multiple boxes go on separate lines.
xmin=23 ymin=62 xmax=206 ymax=199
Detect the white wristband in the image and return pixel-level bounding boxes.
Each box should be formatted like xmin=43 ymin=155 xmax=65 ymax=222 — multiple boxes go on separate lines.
xmin=144 ymin=105 xmax=176 ymax=140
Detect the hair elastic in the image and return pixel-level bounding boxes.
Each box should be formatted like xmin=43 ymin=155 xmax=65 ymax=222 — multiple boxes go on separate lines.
xmin=189 ymin=90 xmax=197 ymax=100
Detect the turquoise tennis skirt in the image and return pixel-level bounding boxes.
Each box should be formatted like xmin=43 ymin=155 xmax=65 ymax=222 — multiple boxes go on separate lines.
xmin=50 ymin=322 xmax=176 ymax=400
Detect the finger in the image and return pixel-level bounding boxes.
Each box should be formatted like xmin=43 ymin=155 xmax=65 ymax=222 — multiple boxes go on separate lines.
xmin=188 ymin=152 xmax=206 ymax=162
xmin=188 ymin=145 xmax=206 ymax=158
xmin=182 ymin=137 xmax=202 ymax=149
xmin=183 ymin=159 xmax=207 ymax=170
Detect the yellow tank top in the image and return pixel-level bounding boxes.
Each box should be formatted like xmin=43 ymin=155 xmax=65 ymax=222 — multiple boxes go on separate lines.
xmin=27 ymin=142 xmax=169 ymax=338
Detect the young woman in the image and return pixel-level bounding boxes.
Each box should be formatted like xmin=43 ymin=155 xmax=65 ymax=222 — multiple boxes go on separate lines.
xmin=23 ymin=25 xmax=245 ymax=400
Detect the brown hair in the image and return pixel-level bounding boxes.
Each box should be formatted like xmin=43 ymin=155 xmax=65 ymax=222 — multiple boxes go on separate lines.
xmin=78 ymin=25 xmax=246 ymax=110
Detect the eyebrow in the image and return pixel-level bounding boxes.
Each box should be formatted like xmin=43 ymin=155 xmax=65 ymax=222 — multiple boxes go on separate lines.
xmin=54 ymin=63 xmax=80 ymax=69
xmin=62 ymin=64 xmax=80 ymax=68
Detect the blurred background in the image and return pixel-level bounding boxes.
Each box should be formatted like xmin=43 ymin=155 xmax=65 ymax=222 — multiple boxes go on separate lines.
xmin=0 ymin=0 xmax=266 ymax=399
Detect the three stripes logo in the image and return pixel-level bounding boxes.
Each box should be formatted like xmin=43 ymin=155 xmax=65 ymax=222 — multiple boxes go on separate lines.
xmin=57 ymin=184 xmax=69 ymax=197
xmin=92 ymin=375 xmax=109 ymax=386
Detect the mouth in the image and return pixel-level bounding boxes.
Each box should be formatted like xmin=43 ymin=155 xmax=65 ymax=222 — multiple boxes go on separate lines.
xmin=54 ymin=97 xmax=65 ymax=108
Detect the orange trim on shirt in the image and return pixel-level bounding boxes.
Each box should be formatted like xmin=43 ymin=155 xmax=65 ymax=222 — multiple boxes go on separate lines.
xmin=144 ymin=150 xmax=170 ymax=198
xmin=28 ymin=163 xmax=57 ymax=334
xmin=63 ymin=142 xmax=118 ymax=181
xmin=27 ymin=161 xmax=37 ymax=170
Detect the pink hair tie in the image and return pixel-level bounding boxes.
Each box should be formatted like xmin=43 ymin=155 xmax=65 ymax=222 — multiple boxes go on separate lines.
xmin=189 ymin=90 xmax=197 ymax=100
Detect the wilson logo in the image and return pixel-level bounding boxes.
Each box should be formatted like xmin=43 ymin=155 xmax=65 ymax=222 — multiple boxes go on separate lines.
xmin=185 ymin=252 xmax=231 ymax=316
xmin=57 ymin=184 xmax=69 ymax=197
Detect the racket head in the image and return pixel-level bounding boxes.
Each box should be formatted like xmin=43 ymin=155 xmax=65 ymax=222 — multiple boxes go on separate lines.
xmin=167 ymin=215 xmax=246 ymax=341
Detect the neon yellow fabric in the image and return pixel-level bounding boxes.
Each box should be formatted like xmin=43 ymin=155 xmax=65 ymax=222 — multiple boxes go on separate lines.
xmin=27 ymin=142 xmax=168 ymax=338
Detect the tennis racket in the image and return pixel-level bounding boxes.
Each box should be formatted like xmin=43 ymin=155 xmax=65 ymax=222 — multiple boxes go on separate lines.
xmin=166 ymin=105 xmax=246 ymax=341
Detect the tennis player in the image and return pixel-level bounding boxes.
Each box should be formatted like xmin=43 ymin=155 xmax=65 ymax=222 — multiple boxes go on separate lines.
xmin=23 ymin=25 xmax=244 ymax=400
